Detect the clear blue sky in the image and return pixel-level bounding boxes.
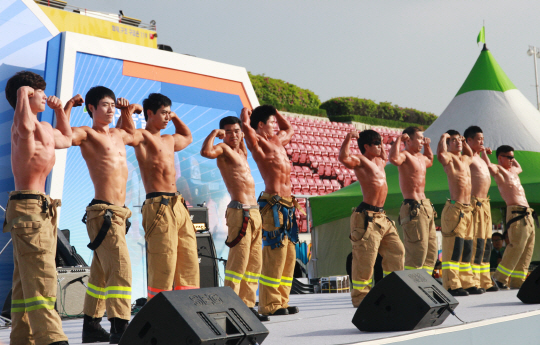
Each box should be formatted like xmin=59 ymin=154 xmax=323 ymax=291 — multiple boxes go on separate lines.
xmin=72 ymin=0 xmax=540 ymax=115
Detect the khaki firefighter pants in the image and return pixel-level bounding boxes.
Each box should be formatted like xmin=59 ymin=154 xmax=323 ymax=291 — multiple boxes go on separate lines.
xmin=399 ymin=199 xmax=438 ymax=275
xmin=224 ymin=205 xmax=262 ymax=308
xmin=142 ymin=194 xmax=199 ymax=299
xmin=258 ymin=194 xmax=297 ymax=315
xmin=441 ymin=201 xmax=475 ymax=290
xmin=83 ymin=203 xmax=132 ymax=320
xmin=493 ymin=206 xmax=536 ymax=288
xmin=470 ymin=196 xmax=493 ymax=290
xmin=4 ymin=191 xmax=67 ymax=345
xmin=350 ymin=210 xmax=405 ymax=307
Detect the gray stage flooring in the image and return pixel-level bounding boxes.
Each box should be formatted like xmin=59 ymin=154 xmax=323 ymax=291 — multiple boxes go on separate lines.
xmin=0 ymin=289 xmax=539 ymax=345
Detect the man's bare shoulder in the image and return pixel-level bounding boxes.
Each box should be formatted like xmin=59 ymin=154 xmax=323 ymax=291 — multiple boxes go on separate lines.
xmin=38 ymin=121 xmax=54 ymax=130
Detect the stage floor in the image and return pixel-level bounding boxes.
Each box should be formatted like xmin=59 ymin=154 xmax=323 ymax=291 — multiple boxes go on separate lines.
xmin=0 ymin=289 xmax=539 ymax=345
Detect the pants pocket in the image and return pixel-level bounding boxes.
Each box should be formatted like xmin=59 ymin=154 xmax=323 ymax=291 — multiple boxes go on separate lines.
xmin=403 ymin=219 xmax=422 ymax=242
xmin=226 ymin=209 xmax=244 ymax=244
xmin=261 ymin=206 xmax=282 ymax=231
xmin=12 ymin=221 xmax=45 ymax=256
xmin=442 ymin=206 xmax=462 ymax=236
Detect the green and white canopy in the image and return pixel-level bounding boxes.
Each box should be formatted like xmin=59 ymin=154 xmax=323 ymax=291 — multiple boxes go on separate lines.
xmin=308 ymin=45 xmax=540 ymax=278
xmin=425 ymin=45 xmax=540 ymax=153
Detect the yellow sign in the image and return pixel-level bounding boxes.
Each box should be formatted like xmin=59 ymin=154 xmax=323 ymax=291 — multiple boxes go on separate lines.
xmin=39 ymin=5 xmax=157 ymax=49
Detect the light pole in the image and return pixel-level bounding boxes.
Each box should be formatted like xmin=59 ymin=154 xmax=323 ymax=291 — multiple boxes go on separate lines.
xmin=527 ymin=46 xmax=540 ymax=110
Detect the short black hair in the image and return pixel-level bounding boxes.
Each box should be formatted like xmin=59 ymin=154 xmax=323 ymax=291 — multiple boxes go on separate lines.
xmin=143 ymin=93 xmax=172 ymax=121
xmin=5 ymin=71 xmax=46 ymax=109
xmin=492 ymin=232 xmax=503 ymax=240
xmin=219 ymin=116 xmax=241 ymax=129
xmin=402 ymin=126 xmax=422 ymax=138
xmin=464 ymin=126 xmax=483 ymax=140
xmin=446 ymin=129 xmax=460 ymax=145
xmin=250 ymin=105 xmax=276 ymax=130
xmin=496 ymin=145 xmax=514 ymax=158
xmin=358 ymin=129 xmax=381 ymax=154
xmin=85 ymin=86 xmax=115 ymax=118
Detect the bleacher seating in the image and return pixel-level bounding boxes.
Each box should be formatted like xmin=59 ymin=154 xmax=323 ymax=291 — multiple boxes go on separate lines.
xmin=285 ymin=116 xmax=402 ymax=232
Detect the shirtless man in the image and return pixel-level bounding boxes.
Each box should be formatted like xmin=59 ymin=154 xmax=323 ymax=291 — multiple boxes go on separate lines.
xmin=201 ymin=116 xmax=268 ymax=321
xmin=464 ymin=126 xmax=497 ymax=292
xmin=340 ymin=129 xmax=405 ymax=307
xmin=117 ymin=93 xmax=200 ymax=302
xmin=482 ymin=145 xmax=536 ymax=289
xmin=4 ymin=71 xmax=71 ymax=345
xmin=438 ymin=130 xmax=483 ymax=296
xmin=389 ymin=127 xmax=437 ymax=275
xmin=69 ymin=87 xmax=134 ymax=343
xmin=241 ymin=106 xmax=300 ymax=316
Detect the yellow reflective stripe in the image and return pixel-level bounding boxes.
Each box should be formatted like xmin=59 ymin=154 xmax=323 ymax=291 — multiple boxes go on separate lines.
xmin=260 ymin=274 xmax=280 ymax=282
xmin=11 ymin=296 xmax=56 ymax=313
xmin=459 ymin=263 xmax=472 ymax=272
xmin=106 ymin=294 xmax=131 ymax=299
xmin=442 ymin=261 xmax=459 ymax=270
xmin=87 ymin=290 xmax=106 ymax=300
xmin=259 ymin=280 xmax=280 ymax=288
xmin=88 ymin=283 xmax=105 ymax=292
xmin=25 ymin=304 xmax=55 ymax=312
xmin=12 ymin=296 xmax=56 ymax=304
xmin=225 ymin=276 xmax=242 ymax=283
xmin=351 ymin=278 xmax=372 ymax=290
xmin=281 ymin=276 xmax=293 ymax=287
xmin=404 ymin=266 xmax=418 ymax=270
xmin=510 ymin=270 xmax=527 ymax=278
xmin=225 ymin=270 xmax=244 ymax=279
xmin=383 ymin=271 xmax=391 ymax=277
xmin=497 ymin=264 xmax=512 ymax=276
xmin=245 ymin=271 xmax=260 ymax=278
xmin=105 ymin=286 xmax=131 ymax=292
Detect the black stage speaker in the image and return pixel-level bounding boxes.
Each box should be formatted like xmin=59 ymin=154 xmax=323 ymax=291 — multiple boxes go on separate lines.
xmin=189 ymin=207 xmax=209 ymax=232
xmin=352 ymin=270 xmax=458 ymax=332
xmin=197 ymin=232 xmax=219 ymax=288
xmin=517 ymin=266 xmax=540 ymax=304
xmin=119 ymin=287 xmax=268 ymax=345
xmin=56 ymin=267 xmax=91 ymax=316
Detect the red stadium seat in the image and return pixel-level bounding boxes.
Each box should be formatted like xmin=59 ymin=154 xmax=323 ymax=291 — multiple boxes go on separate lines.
xmin=322 ymin=179 xmax=332 ymax=193
xmin=334 ymin=168 xmax=344 ymax=182
xmin=298 ymin=177 xmax=310 ymax=195
xmin=344 ymin=175 xmax=352 ymax=187
xmin=291 ymin=177 xmax=301 ymax=194
xmin=315 ymin=179 xmax=326 ymax=195
xmin=302 ymin=166 xmax=312 ymax=178
xmin=311 ymin=144 xmax=321 ymax=156
xmin=331 ymin=179 xmax=342 ymax=191
xmin=306 ymin=177 xmax=317 ymax=194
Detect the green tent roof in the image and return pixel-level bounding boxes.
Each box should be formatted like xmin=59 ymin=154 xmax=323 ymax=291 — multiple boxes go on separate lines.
xmin=455 ymin=46 xmax=516 ymax=96
xmin=310 ymin=151 xmax=540 ymax=227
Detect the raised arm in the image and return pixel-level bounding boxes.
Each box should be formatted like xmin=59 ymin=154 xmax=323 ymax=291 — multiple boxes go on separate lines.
xmin=200 ymin=129 xmax=226 ymax=159
xmin=115 ymin=97 xmax=135 ymax=145
xmin=512 ymin=156 xmax=523 ymax=175
xmin=171 ymin=112 xmax=193 ymax=151
xmin=241 ymin=108 xmax=263 ymax=156
xmin=239 ymin=131 xmax=248 ymax=157
xmin=379 ymin=138 xmax=388 ymax=162
xmin=117 ymin=100 xmax=144 ymax=146
xmin=461 ymin=136 xmax=473 ymax=160
xmin=71 ymin=126 xmax=89 ymax=146
xmin=339 ymin=130 xmax=362 ymax=169
xmin=389 ymin=133 xmax=407 ymax=166
xmin=63 ymin=94 xmax=84 ymax=121
xmin=423 ymin=137 xmax=434 ymax=168
xmin=437 ymin=133 xmax=452 ymax=166
xmin=275 ymin=109 xmax=294 ymax=146
xmin=47 ymin=96 xmax=72 ymax=149
xmin=13 ymin=86 xmax=36 ymax=139
xmin=481 ymin=147 xmax=499 ymax=176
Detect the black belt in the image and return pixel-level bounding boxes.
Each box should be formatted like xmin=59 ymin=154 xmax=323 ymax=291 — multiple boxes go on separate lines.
xmin=506 ymin=208 xmax=539 ymax=229
xmin=83 ymin=199 xmax=131 ymax=250
xmin=146 ymin=192 xmax=176 ymax=200
xmin=356 ymin=202 xmax=384 ymax=213
xmin=403 ymin=199 xmax=419 ymax=206
xmin=10 ymin=193 xmax=48 ymax=213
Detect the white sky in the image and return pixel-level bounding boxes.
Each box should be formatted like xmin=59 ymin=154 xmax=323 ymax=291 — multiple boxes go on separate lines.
xmin=69 ymin=0 xmax=540 ymax=115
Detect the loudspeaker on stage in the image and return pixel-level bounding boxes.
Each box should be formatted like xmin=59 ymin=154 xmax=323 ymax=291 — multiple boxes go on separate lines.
xmin=119 ymin=287 xmax=268 ymax=345
xmin=518 ymin=265 xmax=540 ymax=304
xmin=352 ymin=270 xmax=458 ymax=332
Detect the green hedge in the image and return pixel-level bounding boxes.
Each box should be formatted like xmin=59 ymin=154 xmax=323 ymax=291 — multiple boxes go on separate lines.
xmin=329 ymin=115 xmax=427 ymax=130
xmin=263 ymin=100 xmax=327 ymax=117
xmin=320 ymin=97 xmax=437 ymax=126
xmin=248 ymin=73 xmax=324 ymax=115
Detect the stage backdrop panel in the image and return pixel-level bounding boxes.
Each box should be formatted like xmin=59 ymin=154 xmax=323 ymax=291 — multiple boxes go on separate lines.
xmin=45 ymin=32 xmax=260 ymax=300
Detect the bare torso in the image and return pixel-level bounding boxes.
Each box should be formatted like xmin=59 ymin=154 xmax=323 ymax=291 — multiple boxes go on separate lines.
xmin=78 ymin=127 xmax=128 ymax=206
xmin=216 ymin=144 xmax=256 ymax=205
xmin=252 ymin=135 xmax=291 ymax=197
xmin=494 ymin=168 xmax=528 ymax=207
xmin=354 ymin=156 xmax=388 ymax=207
xmin=444 ymin=153 xmax=472 ymax=204
xmin=133 ymin=130 xmax=177 ymax=194
xmin=11 ymin=120 xmax=56 ymax=192
xmin=470 ymin=154 xmax=491 ymax=198
xmin=398 ymin=151 xmax=427 ymax=200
